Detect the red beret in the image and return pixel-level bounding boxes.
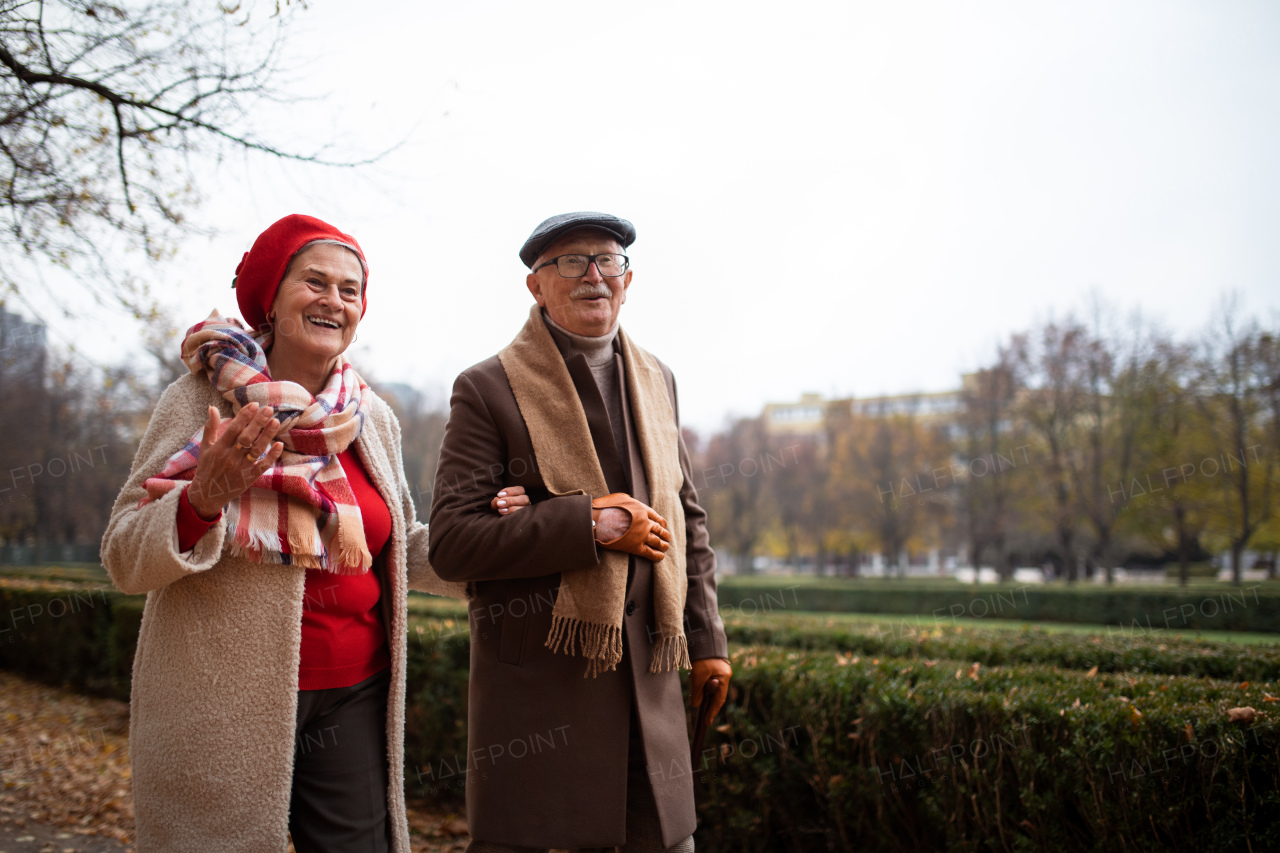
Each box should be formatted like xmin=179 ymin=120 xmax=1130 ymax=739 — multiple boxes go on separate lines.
xmin=234 ymin=214 xmax=368 ymax=333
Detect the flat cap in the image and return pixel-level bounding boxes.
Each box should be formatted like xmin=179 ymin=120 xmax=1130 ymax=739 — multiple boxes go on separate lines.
xmin=520 ymin=211 xmax=636 ymax=268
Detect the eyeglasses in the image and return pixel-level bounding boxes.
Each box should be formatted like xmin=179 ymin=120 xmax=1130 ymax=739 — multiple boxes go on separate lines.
xmin=533 ymin=253 xmax=630 ymax=278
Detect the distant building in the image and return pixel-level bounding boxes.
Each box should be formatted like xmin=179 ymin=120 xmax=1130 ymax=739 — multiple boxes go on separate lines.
xmin=762 ymin=377 xmax=971 ymax=437
xmin=0 ymin=306 xmax=48 ymax=374
xmin=762 ymin=393 xmax=828 ymax=438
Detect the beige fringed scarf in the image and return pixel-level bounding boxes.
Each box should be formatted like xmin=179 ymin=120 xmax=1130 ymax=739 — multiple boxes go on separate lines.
xmin=499 ymin=307 xmax=690 ymax=678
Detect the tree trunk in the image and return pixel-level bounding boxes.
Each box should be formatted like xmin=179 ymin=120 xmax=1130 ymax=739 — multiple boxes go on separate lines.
xmin=1059 ymin=527 xmax=1077 ymax=583
xmin=1174 ymin=504 xmax=1190 ymax=587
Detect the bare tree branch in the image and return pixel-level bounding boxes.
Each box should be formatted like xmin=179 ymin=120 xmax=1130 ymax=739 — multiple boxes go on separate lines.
xmin=0 ymin=0 xmax=382 ymax=321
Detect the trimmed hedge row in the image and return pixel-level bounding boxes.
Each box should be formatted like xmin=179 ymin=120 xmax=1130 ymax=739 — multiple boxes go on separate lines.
xmin=694 ymin=646 xmax=1280 ymax=852
xmin=720 ymin=613 xmax=1280 ymax=682
xmin=716 ymin=577 xmax=1280 ymax=633
xmin=5 ymin=584 xmax=1279 ymax=851
xmin=0 ymin=582 xmax=140 ymax=701
xmin=405 ymin=596 xmax=1280 ymax=681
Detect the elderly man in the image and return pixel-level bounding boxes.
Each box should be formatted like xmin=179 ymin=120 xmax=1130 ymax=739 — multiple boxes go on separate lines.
xmin=428 ymin=212 xmax=731 ymax=852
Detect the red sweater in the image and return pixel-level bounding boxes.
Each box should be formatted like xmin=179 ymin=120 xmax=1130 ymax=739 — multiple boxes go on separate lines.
xmin=177 ymin=448 xmax=391 ymax=690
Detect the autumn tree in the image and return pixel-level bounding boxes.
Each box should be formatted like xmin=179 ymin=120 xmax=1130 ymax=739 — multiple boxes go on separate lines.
xmin=1197 ymin=303 xmax=1277 ymax=584
xmin=0 ymin=308 xmax=145 ymax=547
xmin=1009 ymin=321 xmax=1090 ymax=581
xmin=955 ymin=355 xmax=1031 ymax=581
xmin=379 ymin=385 xmax=448 ymax=523
xmin=698 ymin=416 xmax=772 ymax=574
xmin=1120 ymin=334 xmax=1216 ymax=585
xmin=0 ymin=0 xmax=368 ymax=319
xmin=829 ymin=405 xmax=950 ymax=576
xmin=1070 ymin=309 xmax=1150 ymax=583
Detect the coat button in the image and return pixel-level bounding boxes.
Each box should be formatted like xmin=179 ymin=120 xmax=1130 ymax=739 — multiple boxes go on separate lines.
xmin=625 ymin=601 xmax=636 ymax=616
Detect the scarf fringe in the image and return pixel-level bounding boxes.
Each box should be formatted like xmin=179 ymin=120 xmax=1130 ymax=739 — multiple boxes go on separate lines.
xmin=226 ymin=521 xmax=367 ymax=574
xmin=649 ymin=633 xmax=691 ymax=674
xmin=333 ymin=516 xmax=374 ymax=572
xmin=545 ymin=615 xmax=623 ymax=678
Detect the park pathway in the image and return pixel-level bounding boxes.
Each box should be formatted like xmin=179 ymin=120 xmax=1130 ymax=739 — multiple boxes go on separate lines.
xmin=0 ymin=670 xmax=473 ymax=852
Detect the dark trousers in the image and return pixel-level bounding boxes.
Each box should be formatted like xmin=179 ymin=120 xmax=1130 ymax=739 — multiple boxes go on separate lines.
xmin=290 ymin=668 xmax=392 ymax=853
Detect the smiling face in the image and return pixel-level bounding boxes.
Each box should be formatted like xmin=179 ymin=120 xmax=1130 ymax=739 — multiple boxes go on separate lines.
xmin=268 ymin=242 xmax=364 ymax=371
xmin=525 ymin=229 xmax=631 ymax=337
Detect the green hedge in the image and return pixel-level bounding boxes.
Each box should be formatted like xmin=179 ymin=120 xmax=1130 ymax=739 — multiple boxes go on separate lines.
xmin=5 ymin=585 xmax=1279 ymax=850
xmin=721 ymin=613 xmax=1280 ymax=682
xmin=0 ymin=584 xmax=140 ymax=701
xmin=717 ymin=578 xmax=1280 ymax=633
xmin=693 ymin=646 xmax=1280 ymax=852
xmin=408 ymin=596 xmax=1280 ymax=681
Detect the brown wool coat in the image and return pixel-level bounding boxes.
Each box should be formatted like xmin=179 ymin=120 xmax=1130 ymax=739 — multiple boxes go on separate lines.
xmin=428 ymin=324 xmax=728 ymax=850
xmin=101 ymin=373 xmax=465 ymax=853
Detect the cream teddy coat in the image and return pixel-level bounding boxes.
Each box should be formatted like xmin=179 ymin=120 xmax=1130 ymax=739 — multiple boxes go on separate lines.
xmin=101 ymin=372 xmax=465 ymax=852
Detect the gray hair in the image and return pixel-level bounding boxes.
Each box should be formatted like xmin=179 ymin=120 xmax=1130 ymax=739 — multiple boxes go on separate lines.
xmin=285 ymin=238 xmax=368 ymax=291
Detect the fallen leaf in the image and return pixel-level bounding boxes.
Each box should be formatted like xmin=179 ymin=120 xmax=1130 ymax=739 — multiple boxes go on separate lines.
xmin=1240 ymin=682 xmax=1251 ymax=690
xmin=923 ymin=660 xmax=938 ymax=668
xmin=1085 ymin=666 xmax=1098 ymax=678
xmin=968 ymin=663 xmax=981 ymax=680
xmin=1227 ymin=707 xmax=1257 ymax=726
xmin=1184 ymin=724 xmax=1194 ymax=742
xmin=715 ymin=724 xmax=730 ymax=733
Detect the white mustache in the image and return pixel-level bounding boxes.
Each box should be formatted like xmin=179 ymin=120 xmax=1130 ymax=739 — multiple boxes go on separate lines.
xmin=570 ymin=284 xmax=613 ymax=300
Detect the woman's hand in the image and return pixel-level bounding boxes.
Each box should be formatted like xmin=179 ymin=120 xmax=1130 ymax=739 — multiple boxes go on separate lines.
xmin=186 ymin=403 xmax=285 ymax=519
xmin=491 ymin=485 xmax=530 ymax=516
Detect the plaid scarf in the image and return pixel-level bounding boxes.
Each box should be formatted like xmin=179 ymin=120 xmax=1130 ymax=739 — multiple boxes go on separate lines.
xmin=142 ymin=311 xmax=373 ymax=573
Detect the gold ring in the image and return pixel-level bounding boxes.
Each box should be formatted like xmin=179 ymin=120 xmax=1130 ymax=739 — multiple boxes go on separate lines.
xmin=235 ymin=442 xmax=251 ymax=451
xmin=244 ymin=450 xmax=258 ymax=463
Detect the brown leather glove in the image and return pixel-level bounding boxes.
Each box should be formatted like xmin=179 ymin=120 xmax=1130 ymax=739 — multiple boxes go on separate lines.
xmin=591 ymin=493 xmax=672 ymax=563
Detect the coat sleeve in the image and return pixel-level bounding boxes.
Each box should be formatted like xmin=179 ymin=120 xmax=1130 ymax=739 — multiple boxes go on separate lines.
xmin=428 ymin=370 xmax=600 ymax=583
xmin=664 ymin=368 xmax=729 ymax=661
xmin=100 ymin=377 xmax=229 ymax=595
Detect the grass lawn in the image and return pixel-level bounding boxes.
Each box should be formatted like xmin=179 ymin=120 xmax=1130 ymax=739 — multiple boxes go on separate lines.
xmin=756 ymin=608 xmax=1280 ymax=645
xmin=11 ymin=564 xmax=1272 ymax=646
xmin=719 ymin=573 xmax=1280 ymax=594
xmin=406 ymin=591 xmax=1280 ymax=646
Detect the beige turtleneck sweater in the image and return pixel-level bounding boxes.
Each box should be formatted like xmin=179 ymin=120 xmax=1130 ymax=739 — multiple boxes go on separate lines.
xmin=543 ymin=311 xmax=629 ymax=466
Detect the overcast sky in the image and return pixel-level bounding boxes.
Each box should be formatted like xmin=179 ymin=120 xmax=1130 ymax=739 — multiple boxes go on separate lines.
xmin=36 ymin=0 xmax=1280 ymax=432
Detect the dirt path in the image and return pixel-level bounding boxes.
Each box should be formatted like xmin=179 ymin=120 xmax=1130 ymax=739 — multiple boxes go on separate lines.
xmin=0 ymin=670 xmax=472 ymax=852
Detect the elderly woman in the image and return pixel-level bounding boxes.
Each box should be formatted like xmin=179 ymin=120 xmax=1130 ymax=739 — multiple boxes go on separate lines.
xmin=101 ymin=215 xmax=498 ymax=852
